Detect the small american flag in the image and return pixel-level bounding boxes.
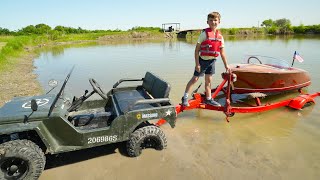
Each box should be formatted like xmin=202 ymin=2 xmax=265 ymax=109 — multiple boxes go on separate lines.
xmin=293 ymin=51 xmax=304 ymax=62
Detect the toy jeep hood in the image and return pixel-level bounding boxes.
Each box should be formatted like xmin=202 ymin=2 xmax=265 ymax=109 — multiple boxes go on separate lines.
xmin=0 ymin=94 xmax=56 ymax=124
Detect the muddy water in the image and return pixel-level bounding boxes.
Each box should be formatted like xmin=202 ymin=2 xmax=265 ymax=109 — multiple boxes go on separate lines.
xmin=37 ymin=36 xmax=320 ymax=180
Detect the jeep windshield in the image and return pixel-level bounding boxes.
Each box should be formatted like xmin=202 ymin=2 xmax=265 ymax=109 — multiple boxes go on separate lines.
xmin=48 ymin=66 xmax=74 ymax=117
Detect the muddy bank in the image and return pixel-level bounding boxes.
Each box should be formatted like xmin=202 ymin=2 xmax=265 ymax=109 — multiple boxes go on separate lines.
xmin=0 ymin=48 xmax=42 ymax=107
xmin=0 ymin=41 xmax=99 ymax=107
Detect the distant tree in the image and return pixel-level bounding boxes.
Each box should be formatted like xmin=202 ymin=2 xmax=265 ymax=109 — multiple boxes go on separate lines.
xmin=17 ymin=24 xmax=52 ymax=35
xmin=0 ymin=27 xmax=11 ymax=35
xmin=19 ymin=25 xmax=37 ymax=35
xmin=293 ymin=24 xmax=306 ymax=34
xmin=49 ymin=30 xmax=62 ymax=40
xmin=54 ymin=26 xmax=78 ymax=34
xmin=77 ymin=27 xmax=82 ymax=33
xmin=64 ymin=27 xmax=78 ymax=34
xmin=261 ymin=19 xmax=274 ymax=27
xmin=77 ymin=27 xmax=89 ymax=33
xmin=267 ymin=26 xmax=278 ymax=34
xmin=274 ymin=18 xmax=292 ymax=34
xmin=313 ymin=24 xmax=320 ymax=33
xmin=303 ymin=24 xmax=320 ymax=34
xmin=261 ymin=18 xmax=293 ymax=34
xmin=274 ymin=18 xmax=291 ymax=27
xmin=35 ymin=24 xmax=51 ymax=34
xmin=54 ymin=26 xmax=65 ymax=32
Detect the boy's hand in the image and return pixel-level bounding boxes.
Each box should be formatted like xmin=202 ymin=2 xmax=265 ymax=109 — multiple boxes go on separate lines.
xmin=225 ymin=65 xmax=229 ymax=71
xmin=195 ymin=65 xmax=201 ymax=72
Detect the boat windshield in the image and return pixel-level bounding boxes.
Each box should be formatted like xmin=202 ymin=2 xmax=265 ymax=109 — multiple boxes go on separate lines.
xmin=242 ymin=55 xmax=290 ymax=69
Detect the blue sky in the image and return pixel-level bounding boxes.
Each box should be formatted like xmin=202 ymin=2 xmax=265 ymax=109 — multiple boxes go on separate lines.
xmin=0 ymin=0 xmax=319 ymax=31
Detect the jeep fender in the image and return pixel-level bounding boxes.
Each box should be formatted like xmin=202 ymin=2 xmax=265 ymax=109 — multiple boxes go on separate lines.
xmin=0 ymin=122 xmax=54 ymax=154
xmin=0 ymin=122 xmax=40 ymax=135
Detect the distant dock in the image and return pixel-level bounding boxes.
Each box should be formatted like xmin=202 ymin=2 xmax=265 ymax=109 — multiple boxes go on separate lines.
xmin=162 ymin=23 xmax=203 ymax=38
xmin=176 ymin=29 xmax=203 ymax=38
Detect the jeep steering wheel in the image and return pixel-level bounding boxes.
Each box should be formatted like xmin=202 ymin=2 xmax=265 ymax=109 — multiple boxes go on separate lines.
xmin=89 ymin=78 xmax=108 ymax=100
xmin=247 ymin=56 xmax=262 ymax=64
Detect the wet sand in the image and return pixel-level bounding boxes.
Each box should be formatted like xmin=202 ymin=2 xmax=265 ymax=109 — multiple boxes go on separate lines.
xmin=40 ymin=107 xmax=320 ymax=180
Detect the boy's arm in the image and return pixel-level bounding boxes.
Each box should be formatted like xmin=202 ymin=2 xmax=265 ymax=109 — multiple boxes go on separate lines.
xmin=194 ymin=43 xmax=201 ymax=72
xmin=220 ymin=48 xmax=229 ymax=71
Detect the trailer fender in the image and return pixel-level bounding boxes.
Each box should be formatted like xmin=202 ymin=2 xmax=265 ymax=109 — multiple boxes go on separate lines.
xmin=288 ymin=94 xmax=315 ymax=110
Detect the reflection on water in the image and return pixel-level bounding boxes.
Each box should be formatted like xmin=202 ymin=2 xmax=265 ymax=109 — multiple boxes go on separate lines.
xmin=35 ymin=35 xmax=320 ymax=180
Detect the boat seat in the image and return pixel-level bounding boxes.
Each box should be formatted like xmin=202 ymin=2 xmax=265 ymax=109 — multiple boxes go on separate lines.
xmin=246 ymin=92 xmax=267 ymax=106
xmin=113 ymin=72 xmax=171 ymax=114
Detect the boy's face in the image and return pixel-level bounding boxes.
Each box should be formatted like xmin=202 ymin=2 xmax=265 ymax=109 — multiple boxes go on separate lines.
xmin=207 ymin=17 xmax=220 ymax=29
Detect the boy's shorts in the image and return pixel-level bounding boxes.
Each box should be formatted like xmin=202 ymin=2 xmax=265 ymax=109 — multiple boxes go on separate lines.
xmin=193 ymin=57 xmax=217 ymax=77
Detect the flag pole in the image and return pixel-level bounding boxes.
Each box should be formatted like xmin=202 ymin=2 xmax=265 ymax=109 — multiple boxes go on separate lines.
xmin=291 ymin=51 xmax=296 ymax=67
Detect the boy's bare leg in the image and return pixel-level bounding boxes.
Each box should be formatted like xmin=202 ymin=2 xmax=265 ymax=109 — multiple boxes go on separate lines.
xmin=182 ymin=76 xmax=199 ymax=106
xmin=204 ymin=74 xmax=221 ymax=106
xmin=204 ymin=74 xmax=212 ymax=98
xmin=184 ymin=76 xmax=199 ymax=94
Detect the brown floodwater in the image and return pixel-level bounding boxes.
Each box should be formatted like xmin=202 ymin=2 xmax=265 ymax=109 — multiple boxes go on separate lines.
xmin=35 ymin=36 xmax=320 ymax=180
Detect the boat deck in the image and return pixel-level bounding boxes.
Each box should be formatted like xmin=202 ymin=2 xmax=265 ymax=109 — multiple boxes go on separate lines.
xmin=230 ymin=64 xmax=304 ymax=73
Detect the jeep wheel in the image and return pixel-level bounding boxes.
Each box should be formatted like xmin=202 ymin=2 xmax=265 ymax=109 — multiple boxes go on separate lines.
xmin=127 ymin=125 xmax=167 ymax=157
xmin=0 ymin=140 xmax=45 ymax=180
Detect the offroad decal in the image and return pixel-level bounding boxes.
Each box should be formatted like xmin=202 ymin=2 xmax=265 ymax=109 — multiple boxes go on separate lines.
xmin=165 ymin=110 xmax=172 ymax=116
xmin=142 ymin=113 xmax=158 ymax=119
xmin=88 ymin=135 xmax=118 ymax=144
xmin=136 ymin=113 xmax=158 ymax=119
xmin=22 ymin=98 xmax=49 ymax=108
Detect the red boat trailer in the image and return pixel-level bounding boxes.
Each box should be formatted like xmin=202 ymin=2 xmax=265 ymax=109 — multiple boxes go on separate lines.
xmin=156 ymin=70 xmax=320 ymax=125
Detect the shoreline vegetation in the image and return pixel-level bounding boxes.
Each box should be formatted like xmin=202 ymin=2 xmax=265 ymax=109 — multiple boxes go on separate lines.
xmin=0 ymin=18 xmax=320 ymax=106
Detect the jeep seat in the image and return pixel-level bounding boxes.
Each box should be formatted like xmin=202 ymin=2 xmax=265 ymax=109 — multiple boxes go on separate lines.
xmin=113 ymin=72 xmax=170 ymax=114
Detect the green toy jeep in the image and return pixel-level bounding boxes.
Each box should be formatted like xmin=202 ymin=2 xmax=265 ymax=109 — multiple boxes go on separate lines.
xmin=0 ymin=68 xmax=176 ymax=179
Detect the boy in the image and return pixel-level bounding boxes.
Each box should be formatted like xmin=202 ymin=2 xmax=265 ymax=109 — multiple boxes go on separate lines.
xmin=182 ymin=12 xmax=229 ymax=107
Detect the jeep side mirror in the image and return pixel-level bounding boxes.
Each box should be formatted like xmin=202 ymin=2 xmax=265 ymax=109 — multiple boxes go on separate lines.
xmin=31 ymin=99 xmax=38 ymax=111
xmin=24 ymin=99 xmax=38 ymax=123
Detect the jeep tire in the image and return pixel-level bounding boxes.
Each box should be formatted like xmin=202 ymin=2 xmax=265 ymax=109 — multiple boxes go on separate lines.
xmin=127 ymin=125 xmax=167 ymax=157
xmin=0 ymin=140 xmax=45 ymax=180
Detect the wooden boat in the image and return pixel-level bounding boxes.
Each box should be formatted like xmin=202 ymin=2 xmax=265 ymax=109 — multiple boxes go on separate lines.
xmin=230 ymin=55 xmax=311 ymax=93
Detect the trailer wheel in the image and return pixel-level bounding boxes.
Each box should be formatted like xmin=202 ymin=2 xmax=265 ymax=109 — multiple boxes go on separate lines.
xmin=0 ymin=140 xmax=45 ymax=180
xmin=127 ymin=125 xmax=167 ymax=157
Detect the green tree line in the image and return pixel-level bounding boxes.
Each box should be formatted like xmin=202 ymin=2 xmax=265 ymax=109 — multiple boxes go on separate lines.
xmin=0 ymin=24 xmax=123 ymax=40
xmin=0 ymin=24 xmax=162 ymax=36
xmin=261 ymin=18 xmax=320 ymax=34
xmin=1 ymin=21 xmax=319 ymax=37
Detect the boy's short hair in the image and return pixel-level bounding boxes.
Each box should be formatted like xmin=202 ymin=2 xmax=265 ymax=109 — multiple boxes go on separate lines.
xmin=207 ymin=12 xmax=221 ymax=20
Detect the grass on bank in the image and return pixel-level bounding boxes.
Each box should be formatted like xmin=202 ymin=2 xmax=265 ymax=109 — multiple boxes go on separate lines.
xmin=53 ymin=32 xmax=126 ymax=41
xmin=0 ymin=29 xmax=163 ymax=71
xmin=0 ymin=36 xmax=32 ymax=70
xmin=0 ymin=33 xmax=103 ymax=69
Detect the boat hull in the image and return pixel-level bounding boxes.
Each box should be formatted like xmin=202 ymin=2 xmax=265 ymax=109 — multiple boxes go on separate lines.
xmin=230 ymin=64 xmax=311 ymax=93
